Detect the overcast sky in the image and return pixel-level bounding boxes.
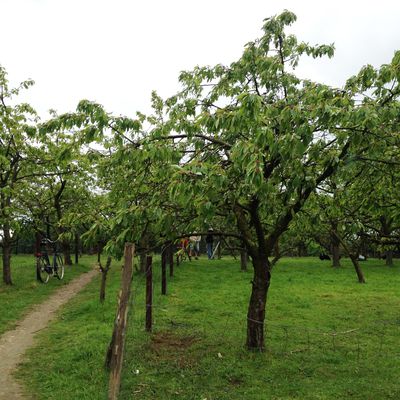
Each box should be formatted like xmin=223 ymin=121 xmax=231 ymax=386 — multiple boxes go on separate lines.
xmin=2 ymin=0 xmax=400 ymax=119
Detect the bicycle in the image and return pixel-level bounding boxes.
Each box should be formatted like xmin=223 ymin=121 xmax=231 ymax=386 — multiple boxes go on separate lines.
xmin=35 ymin=238 xmax=65 ymax=283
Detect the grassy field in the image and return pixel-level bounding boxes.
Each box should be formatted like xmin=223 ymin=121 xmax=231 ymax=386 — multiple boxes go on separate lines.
xmin=0 ymin=254 xmax=93 ymax=336
xmin=16 ymin=256 xmax=400 ymax=400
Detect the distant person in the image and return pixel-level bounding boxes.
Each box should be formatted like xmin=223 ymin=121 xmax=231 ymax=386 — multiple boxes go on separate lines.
xmin=189 ymin=235 xmax=201 ymax=259
xmin=205 ymin=229 xmax=214 ymax=259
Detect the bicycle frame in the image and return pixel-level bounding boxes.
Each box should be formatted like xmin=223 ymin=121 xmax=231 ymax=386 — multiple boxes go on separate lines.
xmin=36 ymin=238 xmax=64 ymax=282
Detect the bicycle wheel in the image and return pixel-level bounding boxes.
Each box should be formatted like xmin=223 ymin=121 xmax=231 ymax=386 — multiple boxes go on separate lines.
xmin=54 ymin=255 xmax=64 ymax=280
xmin=37 ymin=257 xmax=50 ymax=283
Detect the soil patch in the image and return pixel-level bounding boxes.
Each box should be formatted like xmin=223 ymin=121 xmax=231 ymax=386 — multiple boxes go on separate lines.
xmin=148 ymin=331 xmax=200 ymax=369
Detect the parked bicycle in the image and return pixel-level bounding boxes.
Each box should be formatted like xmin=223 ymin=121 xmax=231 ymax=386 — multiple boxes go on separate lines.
xmin=35 ymin=238 xmax=65 ymax=283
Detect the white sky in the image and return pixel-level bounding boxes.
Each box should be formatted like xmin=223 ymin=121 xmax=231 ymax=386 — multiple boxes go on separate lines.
xmin=2 ymin=0 xmax=400 ymax=119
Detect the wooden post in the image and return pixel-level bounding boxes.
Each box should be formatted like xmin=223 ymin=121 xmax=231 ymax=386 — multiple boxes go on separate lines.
xmin=105 ymin=243 xmax=135 ymax=400
xmin=161 ymin=250 xmax=167 ymax=295
xmin=169 ymin=244 xmax=174 ymax=277
xmin=145 ymin=255 xmax=153 ymax=332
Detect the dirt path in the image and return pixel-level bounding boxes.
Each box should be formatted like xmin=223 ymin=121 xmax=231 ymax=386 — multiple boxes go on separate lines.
xmin=0 ymin=268 xmax=98 ymax=399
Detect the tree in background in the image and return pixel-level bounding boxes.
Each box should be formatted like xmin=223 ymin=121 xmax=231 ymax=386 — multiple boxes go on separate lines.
xmin=0 ymin=66 xmax=38 ymax=284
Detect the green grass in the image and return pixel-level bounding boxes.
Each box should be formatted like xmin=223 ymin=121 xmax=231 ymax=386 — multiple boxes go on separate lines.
xmin=16 ymin=256 xmax=400 ymax=400
xmin=0 ymin=254 xmax=93 ymax=335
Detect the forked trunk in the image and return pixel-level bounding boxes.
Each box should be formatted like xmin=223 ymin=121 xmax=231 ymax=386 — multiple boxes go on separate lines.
xmin=246 ymin=257 xmax=271 ymax=351
xmin=331 ymin=229 xmax=365 ymax=283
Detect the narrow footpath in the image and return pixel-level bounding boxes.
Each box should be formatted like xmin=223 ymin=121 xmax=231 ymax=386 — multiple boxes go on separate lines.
xmin=0 ymin=268 xmax=98 ymax=399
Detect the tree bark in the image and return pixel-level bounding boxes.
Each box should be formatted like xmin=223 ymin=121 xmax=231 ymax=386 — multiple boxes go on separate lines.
xmin=331 ymin=222 xmax=341 ymax=267
xmin=331 ymin=243 xmax=341 ymax=267
xmin=100 ymin=256 xmax=112 ymax=303
xmin=62 ymin=240 xmax=73 ymax=265
xmin=246 ymin=256 xmax=270 ymax=351
xmin=138 ymin=232 xmax=150 ymax=273
xmin=349 ymin=255 xmax=366 ymax=283
xmin=240 ymin=249 xmax=248 ymax=271
xmin=74 ymin=234 xmax=79 ymax=264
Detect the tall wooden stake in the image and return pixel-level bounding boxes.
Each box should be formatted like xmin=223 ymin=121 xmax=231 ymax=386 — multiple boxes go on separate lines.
xmin=105 ymin=243 xmax=135 ymax=400
xmin=145 ymin=255 xmax=153 ymax=332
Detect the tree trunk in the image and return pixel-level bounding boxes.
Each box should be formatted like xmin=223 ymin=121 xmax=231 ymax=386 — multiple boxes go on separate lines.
xmin=331 ymin=223 xmax=341 ymax=268
xmin=332 ymin=230 xmax=365 ymax=283
xmin=385 ymin=250 xmax=393 ymax=266
xmin=331 ymin=242 xmax=341 ymax=268
xmin=100 ymin=268 xmax=108 ymax=303
xmin=100 ymin=256 xmax=112 ymax=303
xmin=97 ymin=242 xmax=105 ymax=264
xmin=349 ymin=255 xmax=366 ymax=283
xmin=74 ymin=234 xmax=79 ymax=264
xmin=145 ymin=256 xmax=153 ymax=332
xmin=246 ymin=257 xmax=270 ymax=351
xmin=380 ymin=216 xmax=394 ymax=266
xmin=62 ymin=241 xmax=72 ymax=265
xmin=139 ymin=253 xmax=147 ymax=273
xmin=2 ymin=223 xmax=13 ymax=285
xmin=138 ymin=233 xmax=150 ymax=273
xmin=161 ymin=249 xmax=167 ymax=295
xmin=240 ymin=249 xmax=248 ymax=271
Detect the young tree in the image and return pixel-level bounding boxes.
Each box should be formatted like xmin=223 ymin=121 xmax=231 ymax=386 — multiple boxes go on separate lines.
xmin=0 ymin=66 xmax=37 ymax=284
xmin=146 ymin=12 xmax=399 ymax=349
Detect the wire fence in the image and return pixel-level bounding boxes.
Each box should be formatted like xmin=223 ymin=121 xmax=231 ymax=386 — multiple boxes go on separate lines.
xmin=124 ymin=256 xmax=400 ymax=365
